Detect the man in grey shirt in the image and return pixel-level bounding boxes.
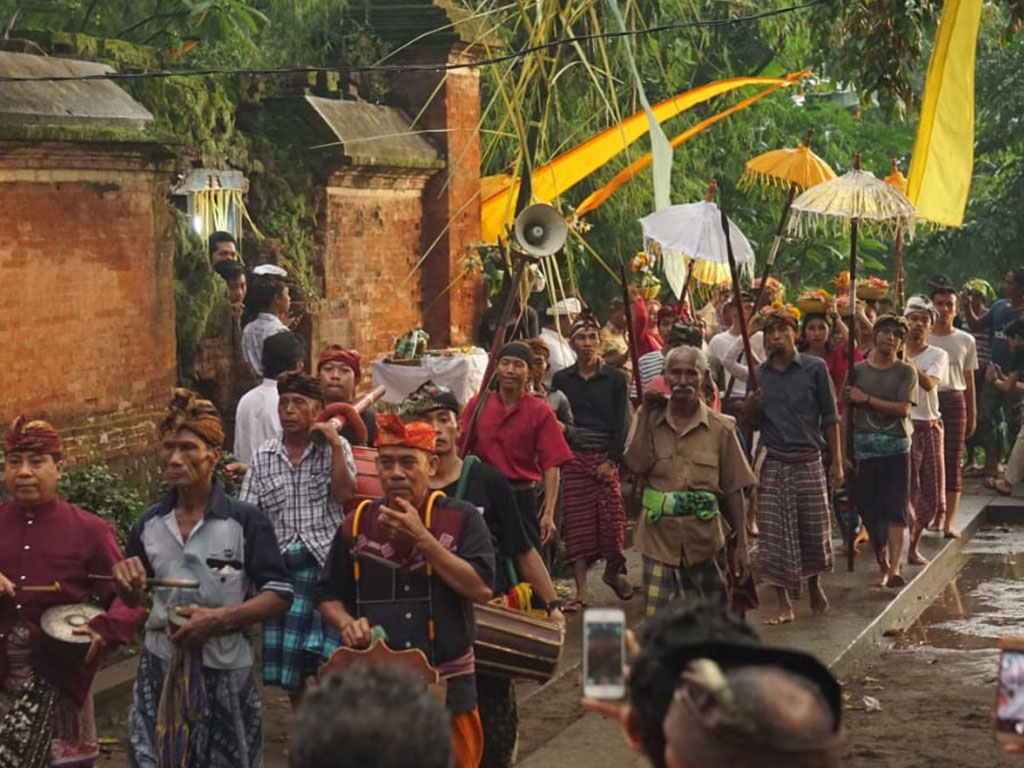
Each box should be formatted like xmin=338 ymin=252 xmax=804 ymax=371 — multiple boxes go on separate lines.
xmin=752 ymin=304 xmax=843 ymax=625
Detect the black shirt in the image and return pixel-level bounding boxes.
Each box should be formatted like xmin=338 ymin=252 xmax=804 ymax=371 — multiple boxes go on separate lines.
xmin=477 ymin=304 xmax=540 ymax=349
xmin=552 ymin=362 xmax=629 ymax=460
xmin=442 ymin=460 xmax=534 ymax=594
xmin=340 ymin=408 xmax=377 ymax=448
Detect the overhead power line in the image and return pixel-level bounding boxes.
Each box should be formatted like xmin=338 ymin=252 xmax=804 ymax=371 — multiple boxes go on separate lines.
xmin=0 ymin=0 xmax=826 ymax=84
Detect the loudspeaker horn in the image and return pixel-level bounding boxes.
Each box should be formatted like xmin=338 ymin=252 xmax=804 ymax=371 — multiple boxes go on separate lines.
xmin=513 ymin=204 xmax=568 ymax=258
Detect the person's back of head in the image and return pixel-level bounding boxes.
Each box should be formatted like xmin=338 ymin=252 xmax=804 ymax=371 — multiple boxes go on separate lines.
xmin=628 ymin=600 xmax=760 ymax=768
xmin=289 ymin=664 xmax=452 ymax=768
xmin=663 ymin=661 xmax=842 ymax=768
xmin=262 ymin=331 xmax=305 ymax=380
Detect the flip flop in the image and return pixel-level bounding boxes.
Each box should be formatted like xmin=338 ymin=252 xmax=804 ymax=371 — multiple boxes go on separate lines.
xmin=887 ymin=574 xmax=907 ymax=589
xmin=562 ymin=599 xmax=588 ymax=614
xmin=985 ymin=477 xmax=1013 ymax=496
xmin=602 ymin=574 xmax=636 ymax=601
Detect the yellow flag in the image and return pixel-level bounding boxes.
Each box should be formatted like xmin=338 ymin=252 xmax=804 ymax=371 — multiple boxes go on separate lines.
xmin=906 ymin=0 xmax=983 ymax=227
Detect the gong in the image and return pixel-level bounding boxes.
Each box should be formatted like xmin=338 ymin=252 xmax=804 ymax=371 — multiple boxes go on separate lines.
xmin=40 ymin=603 xmax=103 ymax=652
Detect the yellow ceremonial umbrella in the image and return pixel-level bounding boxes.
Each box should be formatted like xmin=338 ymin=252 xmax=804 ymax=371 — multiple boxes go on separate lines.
xmin=740 ymin=129 xmax=836 ymax=307
xmin=884 ymin=158 xmax=909 ymax=310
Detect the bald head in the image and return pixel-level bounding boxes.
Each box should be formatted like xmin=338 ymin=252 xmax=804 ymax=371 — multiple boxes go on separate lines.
xmin=664 ymin=663 xmax=840 ymax=768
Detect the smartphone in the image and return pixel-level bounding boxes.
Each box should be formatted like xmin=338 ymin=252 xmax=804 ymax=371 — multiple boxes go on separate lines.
xmin=995 ymin=636 xmax=1024 ymax=746
xmin=583 ymin=608 xmax=626 ymax=700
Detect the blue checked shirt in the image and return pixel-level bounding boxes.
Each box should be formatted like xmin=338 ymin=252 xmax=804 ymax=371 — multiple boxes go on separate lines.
xmin=241 ymin=437 xmax=356 ymax=567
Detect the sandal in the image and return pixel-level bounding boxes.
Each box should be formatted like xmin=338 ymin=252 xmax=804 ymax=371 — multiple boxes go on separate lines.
xmin=602 ymin=573 xmax=636 ymax=601
xmin=562 ymin=599 xmax=588 ymax=614
xmin=985 ymin=477 xmax=1012 ymax=496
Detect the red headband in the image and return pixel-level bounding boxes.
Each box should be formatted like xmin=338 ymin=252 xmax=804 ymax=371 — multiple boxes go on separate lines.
xmin=318 ymin=345 xmax=361 ymax=382
xmin=375 ymin=414 xmax=436 ymax=452
xmin=4 ymin=416 xmax=63 ymax=456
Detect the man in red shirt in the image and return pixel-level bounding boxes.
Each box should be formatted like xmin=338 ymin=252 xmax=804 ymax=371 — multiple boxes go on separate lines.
xmin=461 ymin=342 xmax=574 ymax=552
xmin=0 ymin=417 xmax=142 ymax=767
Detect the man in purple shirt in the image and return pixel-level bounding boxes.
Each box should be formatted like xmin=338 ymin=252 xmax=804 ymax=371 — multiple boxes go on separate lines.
xmin=0 ymin=416 xmax=142 ymax=768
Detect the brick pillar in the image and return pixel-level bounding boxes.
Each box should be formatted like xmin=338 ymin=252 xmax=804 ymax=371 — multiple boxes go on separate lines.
xmin=391 ymin=44 xmax=483 ymax=347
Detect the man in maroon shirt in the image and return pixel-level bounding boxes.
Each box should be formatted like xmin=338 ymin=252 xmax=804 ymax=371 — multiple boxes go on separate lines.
xmin=0 ymin=416 xmax=142 ymax=768
xmin=461 ymin=342 xmax=574 ymax=550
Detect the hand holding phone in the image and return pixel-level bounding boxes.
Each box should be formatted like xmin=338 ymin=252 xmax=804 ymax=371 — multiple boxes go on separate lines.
xmin=996 ymin=637 xmax=1024 ymax=747
xmin=583 ymin=608 xmax=626 ymax=700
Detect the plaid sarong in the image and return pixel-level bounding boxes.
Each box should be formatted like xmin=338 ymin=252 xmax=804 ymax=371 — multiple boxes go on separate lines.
xmin=910 ymin=418 xmax=946 ymax=537
xmin=757 ymin=451 xmax=833 ymax=600
xmin=641 ymin=554 xmax=725 ymax=617
xmin=262 ymin=541 xmax=339 ymax=692
xmin=128 ymin=649 xmax=261 ymax=768
xmin=561 ymin=451 xmax=627 ymax=575
xmin=938 ymin=390 xmax=967 ymax=493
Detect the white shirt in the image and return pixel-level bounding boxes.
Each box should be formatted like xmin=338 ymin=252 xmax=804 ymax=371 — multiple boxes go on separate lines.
xmin=234 ymin=379 xmax=281 ymax=464
xmin=907 ymin=345 xmax=949 ymax=421
xmin=927 ymin=328 xmax=978 ymax=392
xmin=540 ymin=326 xmax=576 ymax=385
xmin=241 ymin=312 xmax=289 ymax=375
xmin=722 ymin=331 xmax=766 ymax=399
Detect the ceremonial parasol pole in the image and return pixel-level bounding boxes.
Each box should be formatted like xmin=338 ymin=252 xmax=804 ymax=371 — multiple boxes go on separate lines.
xmin=721 ymin=205 xmax=758 ymax=391
xmin=620 ymin=258 xmax=645 ymax=406
xmin=885 ymin=157 xmax=908 ymax=312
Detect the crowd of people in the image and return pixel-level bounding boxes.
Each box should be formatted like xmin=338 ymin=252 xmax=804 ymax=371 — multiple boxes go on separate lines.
xmin=1 ymin=227 xmax=1021 ymax=768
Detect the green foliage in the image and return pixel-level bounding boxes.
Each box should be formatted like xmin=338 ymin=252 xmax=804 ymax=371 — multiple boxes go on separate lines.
xmin=58 ymin=462 xmax=147 ymax=547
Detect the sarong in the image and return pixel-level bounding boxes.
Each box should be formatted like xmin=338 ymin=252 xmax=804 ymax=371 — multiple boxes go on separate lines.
xmin=262 ymin=541 xmax=339 ymax=692
xmin=0 ymin=622 xmax=97 ymax=768
xmin=128 ymin=649 xmax=261 ymax=768
xmin=451 ymin=708 xmax=484 ymax=768
xmin=910 ymin=418 xmax=946 ymax=537
xmin=641 ymin=554 xmax=725 ymax=617
xmin=938 ymin=390 xmax=967 ymax=493
xmin=854 ymin=452 xmax=910 ymax=567
xmin=476 ymin=674 xmax=517 ymax=768
xmin=757 ymin=451 xmax=833 ymax=599
xmin=560 ymin=450 xmax=626 ymax=575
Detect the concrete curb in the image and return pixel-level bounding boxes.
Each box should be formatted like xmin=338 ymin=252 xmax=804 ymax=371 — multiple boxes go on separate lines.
xmin=829 ymin=497 xmax=1012 ymax=679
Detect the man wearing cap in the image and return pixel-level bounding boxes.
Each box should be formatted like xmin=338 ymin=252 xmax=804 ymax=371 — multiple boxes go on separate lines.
xmin=113 ymin=391 xmax=292 ymax=768
xmin=539 ymin=297 xmax=580 ymax=384
xmin=0 ymin=418 xmax=142 ymax=768
xmin=624 ymin=346 xmax=754 ymax=616
xmin=749 ymin=304 xmax=842 ymax=626
xmin=402 ymin=382 xmax=564 ymax=768
xmin=461 ymin=342 xmax=574 ymax=554
xmin=233 ymin=330 xmax=304 ymax=465
xmin=318 ymin=345 xmax=377 ymax=447
xmin=240 ymin=372 xmax=357 ymax=703
xmin=904 ymin=296 xmax=950 ymax=565
xmin=553 ymin=311 xmax=633 ymax=607
xmin=316 ymin=415 xmax=496 ymax=768
xmin=844 ymin=314 xmax=919 ymax=588
xmin=928 ymin=280 xmax=978 ymax=536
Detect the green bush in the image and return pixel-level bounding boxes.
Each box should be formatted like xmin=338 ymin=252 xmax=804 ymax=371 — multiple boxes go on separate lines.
xmin=58 ymin=463 xmax=147 ymax=548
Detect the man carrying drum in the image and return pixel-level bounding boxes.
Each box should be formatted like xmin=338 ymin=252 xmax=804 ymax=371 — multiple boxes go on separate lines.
xmin=316 ymin=414 xmax=496 ymax=768
xmin=0 ymin=416 xmax=142 ymax=768
xmin=401 ymin=382 xmax=564 ymax=768
xmin=113 ymin=391 xmax=293 ymax=768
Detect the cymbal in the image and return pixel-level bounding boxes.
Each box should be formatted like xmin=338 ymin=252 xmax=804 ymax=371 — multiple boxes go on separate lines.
xmin=40 ymin=603 xmax=103 ymax=646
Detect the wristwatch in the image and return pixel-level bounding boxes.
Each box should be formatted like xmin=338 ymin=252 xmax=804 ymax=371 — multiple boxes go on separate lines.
xmin=545 ymin=599 xmax=565 ymax=615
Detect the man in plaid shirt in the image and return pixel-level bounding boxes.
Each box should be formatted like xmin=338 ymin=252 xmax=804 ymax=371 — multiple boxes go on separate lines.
xmin=241 ymin=372 xmax=356 ymax=705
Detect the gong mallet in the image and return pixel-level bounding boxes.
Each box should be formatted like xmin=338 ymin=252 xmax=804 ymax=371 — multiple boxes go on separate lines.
xmin=21 ymin=581 xmax=62 ymax=592
xmin=87 ymin=575 xmax=200 ymax=589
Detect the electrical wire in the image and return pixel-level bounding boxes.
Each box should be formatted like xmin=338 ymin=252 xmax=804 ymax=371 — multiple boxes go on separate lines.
xmin=0 ymin=0 xmax=826 ymax=84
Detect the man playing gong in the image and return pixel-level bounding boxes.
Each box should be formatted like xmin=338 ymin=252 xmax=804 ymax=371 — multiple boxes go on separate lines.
xmin=0 ymin=416 xmax=142 ymax=768
xmin=317 ymin=414 xmax=496 ymax=768
xmin=113 ymin=391 xmax=293 ymax=768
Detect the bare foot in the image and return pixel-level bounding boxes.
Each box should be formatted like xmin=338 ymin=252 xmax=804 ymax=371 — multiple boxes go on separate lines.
xmin=944 ymin=529 xmax=961 ymax=539
xmin=763 ymin=610 xmax=795 ymax=626
xmin=873 ymin=574 xmax=889 ymax=588
xmin=907 ymin=549 xmax=929 ymax=566
xmin=810 ymin=586 xmax=829 ymax=615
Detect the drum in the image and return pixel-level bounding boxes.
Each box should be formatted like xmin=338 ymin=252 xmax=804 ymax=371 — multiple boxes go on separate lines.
xmin=40 ymin=603 xmax=103 ymax=657
xmin=347 ymin=446 xmax=384 ymax=513
xmin=473 ymin=602 xmax=564 ymax=683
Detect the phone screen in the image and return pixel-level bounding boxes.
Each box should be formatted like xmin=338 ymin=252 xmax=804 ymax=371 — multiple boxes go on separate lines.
xmin=997 ymin=650 xmax=1024 ymax=737
xmin=585 ymin=620 xmax=625 ymax=689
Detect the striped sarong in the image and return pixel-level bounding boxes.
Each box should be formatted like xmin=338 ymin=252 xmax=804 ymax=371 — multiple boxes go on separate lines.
xmin=757 ymin=450 xmax=833 ymax=599
xmin=261 ymin=541 xmax=339 ymax=692
xmin=910 ymin=418 xmax=946 ymax=537
xmin=561 ymin=450 xmax=626 ymax=575
xmin=938 ymin=390 xmax=967 ymax=493
xmin=128 ymin=649 xmax=261 ymax=768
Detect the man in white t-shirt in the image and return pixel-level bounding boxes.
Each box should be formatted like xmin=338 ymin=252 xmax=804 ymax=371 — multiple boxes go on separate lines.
xmin=708 ymin=292 xmax=755 ymax=411
xmin=539 ymin=297 xmax=579 ymax=384
xmin=927 ymin=282 xmax=978 ymax=537
xmin=904 ymin=296 xmax=949 ymax=565
xmin=234 ymin=330 xmax=303 ymax=464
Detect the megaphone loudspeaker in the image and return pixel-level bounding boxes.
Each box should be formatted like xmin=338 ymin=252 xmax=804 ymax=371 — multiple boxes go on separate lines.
xmin=513 ymin=204 xmax=568 ymax=258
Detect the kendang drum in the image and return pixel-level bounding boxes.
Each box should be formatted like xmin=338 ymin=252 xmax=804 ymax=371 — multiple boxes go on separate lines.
xmin=473 ymin=602 xmax=564 ymax=683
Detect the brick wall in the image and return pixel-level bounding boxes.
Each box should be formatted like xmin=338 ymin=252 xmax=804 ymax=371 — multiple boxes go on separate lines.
xmin=0 ymin=142 xmax=176 ymax=478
